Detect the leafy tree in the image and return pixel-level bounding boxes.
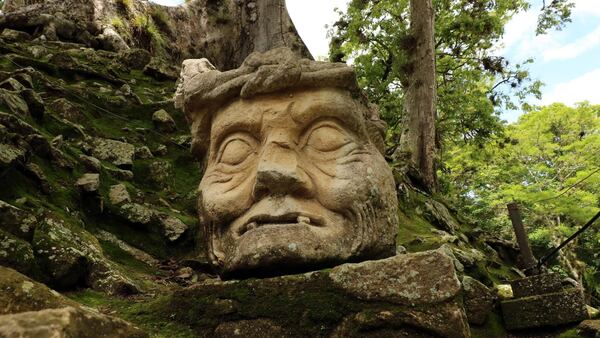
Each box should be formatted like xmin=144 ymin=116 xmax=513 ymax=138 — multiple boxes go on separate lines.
xmin=442 ymin=103 xmax=600 ymax=298
xmin=329 ymin=0 xmax=570 ymax=155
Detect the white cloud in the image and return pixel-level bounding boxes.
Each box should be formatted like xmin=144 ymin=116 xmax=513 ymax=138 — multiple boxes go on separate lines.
xmin=286 ymin=0 xmax=349 ymax=58
xmin=572 ymin=0 xmax=600 ymax=18
xmin=543 ymin=25 xmax=600 ymax=61
xmin=541 ymin=68 xmax=600 ymax=105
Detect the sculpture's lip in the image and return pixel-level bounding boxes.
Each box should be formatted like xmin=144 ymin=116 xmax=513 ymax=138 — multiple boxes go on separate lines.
xmin=237 ymin=212 xmax=325 ymax=236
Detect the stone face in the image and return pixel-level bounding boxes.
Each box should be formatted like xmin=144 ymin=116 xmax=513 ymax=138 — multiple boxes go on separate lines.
xmin=168 ymin=250 xmax=469 ymax=337
xmin=0 ymin=229 xmax=38 ymax=277
xmin=92 ymin=138 xmax=135 ymax=169
xmin=156 ymin=214 xmax=188 ymax=242
xmin=179 ymin=48 xmax=398 ymax=278
xmin=0 ymin=29 xmax=32 ymax=41
xmin=501 ymin=287 xmax=588 ymax=330
xmin=0 ymin=200 xmax=37 ymax=240
xmin=462 ymin=275 xmax=495 ymax=325
xmin=0 ymin=306 xmax=148 ymax=338
xmin=120 ymin=48 xmax=152 ymax=70
xmin=152 ymin=109 xmax=177 ymax=133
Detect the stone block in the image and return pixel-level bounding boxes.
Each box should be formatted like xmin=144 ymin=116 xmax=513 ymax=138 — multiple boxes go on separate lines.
xmin=501 ymin=288 xmax=588 ymax=330
xmin=166 ymin=250 xmax=470 ymax=337
xmin=509 ymin=273 xmax=562 ymax=298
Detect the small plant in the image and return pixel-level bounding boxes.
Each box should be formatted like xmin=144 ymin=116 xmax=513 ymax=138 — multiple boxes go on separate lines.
xmin=149 ymin=7 xmax=172 ymax=34
xmin=131 ymin=15 xmax=165 ymax=54
xmin=116 ymin=0 xmax=133 ymax=13
xmin=110 ymin=16 xmax=126 ymax=33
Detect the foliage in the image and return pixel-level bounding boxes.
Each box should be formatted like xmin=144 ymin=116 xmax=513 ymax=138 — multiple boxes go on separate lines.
xmin=329 ymin=0 xmax=571 ymax=152
xmin=441 ymin=103 xmax=600 ymax=294
xmin=110 ymin=16 xmax=127 ymax=34
xmin=132 ymin=15 xmax=166 ymax=54
xmin=116 ymin=0 xmax=133 ymax=13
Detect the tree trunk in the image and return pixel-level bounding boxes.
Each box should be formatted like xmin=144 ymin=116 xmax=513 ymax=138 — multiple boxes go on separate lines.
xmin=398 ymin=0 xmax=438 ymax=193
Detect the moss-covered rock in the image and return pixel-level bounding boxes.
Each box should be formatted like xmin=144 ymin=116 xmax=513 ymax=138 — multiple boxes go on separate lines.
xmin=0 ymin=266 xmax=78 ymax=315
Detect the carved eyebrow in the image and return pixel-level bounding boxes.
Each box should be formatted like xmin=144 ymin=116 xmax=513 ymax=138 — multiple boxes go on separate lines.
xmin=289 ymin=97 xmax=363 ymax=133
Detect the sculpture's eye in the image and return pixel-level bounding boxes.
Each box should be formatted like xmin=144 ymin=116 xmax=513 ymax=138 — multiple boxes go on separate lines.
xmin=218 ymin=135 xmax=255 ymax=165
xmin=305 ymin=123 xmax=352 ymax=152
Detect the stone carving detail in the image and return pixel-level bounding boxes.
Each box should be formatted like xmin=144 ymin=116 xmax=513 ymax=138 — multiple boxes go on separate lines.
xmin=177 ymin=48 xmax=398 ymax=277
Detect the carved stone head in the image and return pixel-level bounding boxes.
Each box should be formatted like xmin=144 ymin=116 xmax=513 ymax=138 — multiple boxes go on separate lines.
xmin=176 ymin=48 xmax=398 ymax=278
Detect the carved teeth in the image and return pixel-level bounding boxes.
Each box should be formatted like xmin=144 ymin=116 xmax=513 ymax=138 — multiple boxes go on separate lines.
xmin=297 ymin=216 xmax=311 ymax=224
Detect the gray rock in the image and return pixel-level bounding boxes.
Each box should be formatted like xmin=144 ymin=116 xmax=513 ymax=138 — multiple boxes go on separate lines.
xmin=0 ymin=89 xmax=29 ymax=116
xmin=109 ymin=184 xmax=131 ymax=206
xmin=0 ymin=78 xmax=26 ymax=91
xmin=423 ymin=199 xmax=460 ymax=233
xmin=50 ymin=98 xmax=83 ymax=123
xmin=97 ymin=26 xmax=129 ymax=52
xmin=20 ymin=89 xmax=45 ymax=119
xmin=152 ymin=109 xmax=176 ymax=133
xmin=0 ymin=229 xmax=37 ymax=277
xmin=0 ymin=29 xmax=31 ymax=41
xmin=579 ymin=320 xmax=600 ymax=338
xmin=156 ymin=214 xmax=187 ymax=242
xmin=119 ymin=48 xmax=152 ymax=70
xmin=0 ymin=306 xmax=148 ymax=338
xmin=462 ymin=276 xmax=495 ymax=325
xmin=149 ymin=160 xmax=172 ymax=188
xmin=75 ymin=173 xmax=100 ymax=193
xmin=119 ymin=203 xmax=154 ymax=225
xmin=0 ymin=266 xmax=78 ymax=315
xmin=92 ymin=138 xmax=135 ymax=169
xmin=154 ymin=144 xmax=168 ymax=156
xmin=21 ymin=163 xmax=51 ymax=194
xmin=78 ymin=154 xmax=101 ymax=173
xmin=134 ymin=146 xmax=154 ymax=159
xmin=0 ymin=200 xmax=36 ymax=240
xmin=0 ymin=143 xmax=26 ymax=170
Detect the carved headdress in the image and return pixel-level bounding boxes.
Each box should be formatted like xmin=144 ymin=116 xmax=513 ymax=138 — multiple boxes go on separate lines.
xmin=175 ymin=47 xmax=387 ymax=159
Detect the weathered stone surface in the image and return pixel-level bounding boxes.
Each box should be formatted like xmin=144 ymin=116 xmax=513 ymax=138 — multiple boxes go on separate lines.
xmin=118 ymin=203 xmax=154 ymax=226
xmin=0 ymin=266 xmax=78 ymax=315
xmin=0 ymin=229 xmax=38 ymax=277
xmin=329 ymin=250 xmax=461 ymax=305
xmin=50 ymin=98 xmax=84 ymax=123
xmin=0 ymin=89 xmax=29 ymax=116
xmin=0 ymin=306 xmax=148 ymax=338
xmin=168 ymin=251 xmax=469 ymax=337
xmin=501 ymin=288 xmax=588 ymax=330
xmin=134 ymin=146 xmax=154 ymax=159
xmin=156 ymin=214 xmax=187 ymax=242
xmin=152 ymin=109 xmax=176 ymax=133
xmin=462 ymin=275 xmax=495 ymax=325
xmin=148 ymin=160 xmax=172 ymax=187
xmin=0 ymin=200 xmax=36 ymax=240
xmin=0 ymin=142 xmax=26 ymax=169
xmin=75 ymin=173 xmax=100 ymax=193
xmin=109 ymin=184 xmax=131 ymax=206
xmin=79 ymin=154 xmax=102 ymax=173
xmin=509 ymin=273 xmax=563 ymax=298
xmin=0 ymin=28 xmax=31 ymax=41
xmin=579 ymin=319 xmax=600 ymax=338
xmin=20 ymin=89 xmax=45 ymax=119
xmin=120 ymin=48 xmax=152 ymax=70
xmin=423 ymin=199 xmax=460 ymax=233
xmin=180 ymin=48 xmax=397 ymax=278
xmin=91 ymin=138 xmax=135 ymax=169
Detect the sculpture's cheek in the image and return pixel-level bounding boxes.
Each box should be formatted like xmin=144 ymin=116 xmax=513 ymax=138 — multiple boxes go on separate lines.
xmin=199 ymin=170 xmax=255 ymax=221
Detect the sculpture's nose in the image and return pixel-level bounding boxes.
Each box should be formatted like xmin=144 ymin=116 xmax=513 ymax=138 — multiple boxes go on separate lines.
xmin=252 ymin=141 xmax=313 ymax=198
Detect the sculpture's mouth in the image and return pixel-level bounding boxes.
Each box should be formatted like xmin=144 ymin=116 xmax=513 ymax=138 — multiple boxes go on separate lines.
xmin=237 ymin=212 xmax=324 ymax=236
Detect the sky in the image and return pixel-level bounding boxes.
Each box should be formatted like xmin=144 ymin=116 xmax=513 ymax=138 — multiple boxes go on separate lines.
xmin=152 ymin=0 xmax=600 ymax=123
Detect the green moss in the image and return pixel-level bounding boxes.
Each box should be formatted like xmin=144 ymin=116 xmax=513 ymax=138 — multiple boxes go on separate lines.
xmin=99 ymin=240 xmax=154 ymax=274
xmin=470 ymin=312 xmax=507 ymax=338
xmin=557 ymin=328 xmax=582 ymax=338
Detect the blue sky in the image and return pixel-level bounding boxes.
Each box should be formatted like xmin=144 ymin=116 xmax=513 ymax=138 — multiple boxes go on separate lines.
xmin=152 ymin=0 xmax=599 ymax=122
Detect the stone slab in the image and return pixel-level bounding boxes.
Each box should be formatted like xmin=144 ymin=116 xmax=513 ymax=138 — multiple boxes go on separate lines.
xmin=509 ymin=273 xmax=562 ymax=299
xmin=501 ymin=287 xmax=588 ymax=330
xmin=166 ymin=250 xmax=470 ymax=337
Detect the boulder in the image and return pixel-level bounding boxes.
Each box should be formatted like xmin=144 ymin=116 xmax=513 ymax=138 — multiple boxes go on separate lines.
xmin=462 ymin=275 xmax=495 ymax=325
xmin=148 ymin=160 xmax=172 ymax=188
xmin=152 ymin=109 xmax=176 ymax=133
xmin=0 ymin=199 xmax=36 ymax=240
xmin=50 ymin=98 xmax=84 ymax=123
xmin=143 ymin=59 xmax=179 ymax=81
xmin=0 ymin=89 xmax=29 ymax=116
xmin=423 ymin=199 xmax=460 ymax=233
xmin=109 ymin=184 xmax=131 ymax=206
xmin=0 ymin=29 xmax=31 ymax=41
xmin=91 ymin=138 xmax=135 ymax=169
xmin=579 ymin=320 xmax=600 ymax=338
xmin=135 ymin=146 xmax=154 ymax=159
xmin=0 ymin=307 xmax=148 ymax=338
xmin=79 ymin=154 xmax=102 ymax=173
xmin=0 ymin=266 xmax=78 ymax=315
xmin=20 ymin=89 xmax=45 ymax=119
xmin=21 ymin=162 xmax=51 ymax=194
xmin=168 ymin=250 xmax=470 ymax=337
xmin=156 ymin=214 xmax=187 ymax=242
xmin=0 ymin=78 xmax=26 ymax=91
xmin=118 ymin=203 xmax=155 ymax=226
xmin=75 ymin=173 xmax=100 ymax=193
xmin=120 ymin=48 xmax=152 ymax=70
xmin=0 ymin=142 xmax=27 ymax=169
xmin=0 ymin=229 xmax=38 ymax=278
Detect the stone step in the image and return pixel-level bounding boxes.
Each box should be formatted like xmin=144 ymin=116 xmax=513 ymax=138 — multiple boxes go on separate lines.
xmin=509 ymin=273 xmax=563 ymax=299
xmin=501 ymin=287 xmax=588 ymax=330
